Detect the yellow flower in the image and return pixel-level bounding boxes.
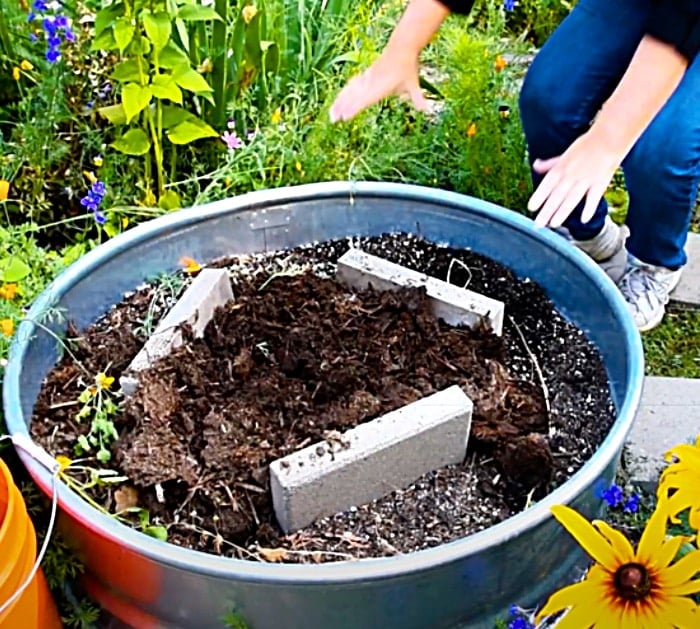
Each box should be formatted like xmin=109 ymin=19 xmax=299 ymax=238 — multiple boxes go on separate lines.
xmin=20 ymin=60 xmax=33 ymax=71
xmin=56 ymin=455 xmax=72 ymax=474
xmin=12 ymin=67 xmax=20 ymax=81
xmin=0 ymin=283 xmax=17 ymax=300
xmin=494 ymin=54 xmax=507 ymax=72
xmin=179 ymin=256 xmax=201 ymax=274
xmin=83 ymin=170 xmax=98 ymax=184
xmin=95 ymin=372 xmax=114 ymax=390
xmin=0 ymin=179 xmax=8 ymax=201
xmin=536 ymin=504 xmax=700 ymax=628
xmin=1 ymin=318 xmax=14 ymax=337
xmin=93 ymin=155 xmax=103 ymax=167
xmin=271 ymin=107 xmax=282 ymax=125
xmin=466 ymin=122 xmax=477 ymax=138
xmin=242 ymin=4 xmax=258 ymax=24
xmin=658 ymin=435 xmax=700 ymax=534
xmin=295 ymin=161 xmax=303 ymax=173
xmin=121 ymin=216 xmax=129 ymax=228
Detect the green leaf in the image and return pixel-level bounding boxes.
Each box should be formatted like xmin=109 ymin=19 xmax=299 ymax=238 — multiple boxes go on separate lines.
xmin=161 ymin=105 xmax=189 ymax=129
xmin=97 ymin=104 xmax=127 ymax=125
xmin=91 ymin=28 xmax=117 ymax=52
xmin=111 ymin=59 xmax=143 ymax=83
xmin=166 ymin=118 xmax=218 ymax=144
xmin=143 ymin=11 xmax=171 ymax=52
xmin=95 ymin=3 xmax=125 ymax=38
xmin=157 ymin=190 xmax=181 ymax=210
xmin=0 ymin=256 xmax=31 ymax=282
xmin=121 ymin=83 xmax=152 ymax=123
xmin=177 ymin=4 xmax=223 ymax=21
xmin=151 ymin=74 xmax=182 ymax=103
xmin=113 ymin=17 xmax=136 ymax=53
xmin=172 ymin=63 xmax=212 ymax=93
xmin=144 ymin=525 xmax=168 ymax=541
xmin=157 ymin=42 xmax=190 ymax=69
xmin=111 ymin=128 xmax=152 ymax=156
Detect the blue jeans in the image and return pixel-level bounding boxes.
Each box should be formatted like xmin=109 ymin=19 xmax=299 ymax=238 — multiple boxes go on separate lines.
xmin=519 ymin=0 xmax=700 ymax=269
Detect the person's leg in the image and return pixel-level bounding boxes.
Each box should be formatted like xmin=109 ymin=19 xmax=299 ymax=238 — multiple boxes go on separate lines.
xmin=616 ymin=53 xmax=700 ymax=330
xmin=519 ymin=0 xmax=653 ymax=241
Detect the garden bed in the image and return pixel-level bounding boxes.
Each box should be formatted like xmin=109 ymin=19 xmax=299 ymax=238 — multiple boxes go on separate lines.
xmin=31 ymin=233 xmax=615 ymax=564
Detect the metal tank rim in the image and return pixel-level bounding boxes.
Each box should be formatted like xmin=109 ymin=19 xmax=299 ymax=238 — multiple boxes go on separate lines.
xmin=3 ymin=181 xmax=645 ymax=584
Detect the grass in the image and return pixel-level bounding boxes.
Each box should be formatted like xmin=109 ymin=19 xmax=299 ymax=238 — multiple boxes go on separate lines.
xmin=643 ymin=308 xmax=700 ymax=378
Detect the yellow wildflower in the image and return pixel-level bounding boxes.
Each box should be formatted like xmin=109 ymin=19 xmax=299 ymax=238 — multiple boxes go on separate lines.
xmin=12 ymin=67 xmax=20 ymax=81
xmin=56 ymin=455 xmax=72 ymax=474
xmin=179 ymin=256 xmax=202 ymax=274
xmin=20 ymin=60 xmax=33 ymax=71
xmin=95 ymin=372 xmax=115 ymax=390
xmin=83 ymin=170 xmax=98 ymax=184
xmin=657 ymin=435 xmax=700 ymax=535
xmin=0 ymin=283 xmax=17 ymax=300
xmin=121 ymin=216 xmax=129 ymax=228
xmin=494 ymin=55 xmax=507 ymax=72
xmin=242 ymin=4 xmax=258 ymax=24
xmin=271 ymin=107 xmax=282 ymax=125
xmin=466 ymin=123 xmax=477 ymax=138
xmin=93 ymin=155 xmax=103 ymax=167
xmin=0 ymin=179 xmax=8 ymax=201
xmin=536 ymin=504 xmax=700 ymax=628
xmin=1 ymin=318 xmax=14 ymax=337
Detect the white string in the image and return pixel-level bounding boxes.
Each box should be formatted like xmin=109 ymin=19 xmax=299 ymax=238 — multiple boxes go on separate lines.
xmin=0 ymin=434 xmax=59 ymax=618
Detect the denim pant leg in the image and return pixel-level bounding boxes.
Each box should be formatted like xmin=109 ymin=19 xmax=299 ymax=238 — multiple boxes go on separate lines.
xmin=518 ymin=0 xmax=652 ymax=240
xmin=621 ymin=56 xmax=700 ymax=269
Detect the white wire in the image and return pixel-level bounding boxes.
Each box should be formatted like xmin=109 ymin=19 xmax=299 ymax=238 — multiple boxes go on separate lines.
xmin=0 ymin=434 xmax=60 ymax=618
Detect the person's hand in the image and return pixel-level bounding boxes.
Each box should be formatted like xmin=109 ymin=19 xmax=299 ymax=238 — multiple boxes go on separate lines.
xmin=329 ymin=48 xmax=428 ymax=123
xmin=527 ymin=130 xmax=623 ymax=228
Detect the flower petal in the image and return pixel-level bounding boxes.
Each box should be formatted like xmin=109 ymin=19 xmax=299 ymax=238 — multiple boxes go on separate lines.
xmin=656 ymin=535 xmax=686 ymax=570
xmin=546 ymin=601 xmax=599 ymax=629
xmin=536 ymin=577 xmax=603 ymax=622
xmin=551 ymin=505 xmax=619 ymax=571
xmin=636 ymin=505 xmax=668 ymax=566
xmin=593 ymin=520 xmax=635 ymax=564
xmin=663 ymin=578 xmax=700 ymax=596
xmin=661 ymin=548 xmax=700 ymax=588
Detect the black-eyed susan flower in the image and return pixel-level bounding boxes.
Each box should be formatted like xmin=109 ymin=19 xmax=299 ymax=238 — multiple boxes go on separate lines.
xmin=658 ymin=435 xmax=700 ymax=535
xmin=1 ymin=318 xmax=14 ymax=337
xmin=536 ymin=504 xmax=700 ymax=628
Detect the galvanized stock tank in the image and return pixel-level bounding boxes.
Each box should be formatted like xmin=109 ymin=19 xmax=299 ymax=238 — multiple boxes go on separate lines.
xmin=4 ymin=182 xmax=644 ymax=629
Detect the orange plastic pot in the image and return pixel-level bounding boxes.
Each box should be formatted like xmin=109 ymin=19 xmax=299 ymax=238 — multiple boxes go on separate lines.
xmin=0 ymin=458 xmax=62 ymax=629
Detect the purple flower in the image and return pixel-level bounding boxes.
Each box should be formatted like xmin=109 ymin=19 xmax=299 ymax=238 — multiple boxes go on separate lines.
xmin=27 ymin=12 xmax=36 ymax=22
xmin=47 ymin=34 xmax=61 ymax=47
xmin=32 ymin=0 xmax=47 ymax=12
xmin=623 ymin=493 xmax=640 ymax=514
xmin=602 ymin=483 xmax=624 ymax=508
xmin=29 ymin=32 xmax=38 ymax=42
xmin=221 ymin=130 xmax=243 ymax=150
xmin=80 ymin=180 xmax=107 ymax=221
xmin=64 ymin=28 xmax=75 ymax=43
xmin=42 ymin=16 xmax=57 ymax=35
xmin=94 ymin=210 xmax=107 ymax=225
xmin=45 ymin=47 xmax=61 ymax=63
xmin=507 ymin=617 xmax=534 ymax=629
xmin=503 ymin=0 xmax=516 ymax=10
xmin=54 ymin=14 xmax=68 ymax=29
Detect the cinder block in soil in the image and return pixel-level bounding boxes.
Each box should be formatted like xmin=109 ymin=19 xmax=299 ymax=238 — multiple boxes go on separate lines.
xmin=270 ymin=385 xmax=473 ymax=533
xmin=120 ymin=269 xmax=233 ymax=396
xmin=336 ymin=248 xmax=504 ymax=335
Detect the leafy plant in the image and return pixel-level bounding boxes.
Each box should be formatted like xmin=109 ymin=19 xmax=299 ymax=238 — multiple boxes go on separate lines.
xmin=74 ymin=371 xmax=121 ymax=462
xmin=93 ymin=0 xmax=221 ymax=204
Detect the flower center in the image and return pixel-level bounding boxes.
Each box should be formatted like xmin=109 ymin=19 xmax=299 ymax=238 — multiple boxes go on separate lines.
xmin=614 ymin=563 xmax=652 ymax=600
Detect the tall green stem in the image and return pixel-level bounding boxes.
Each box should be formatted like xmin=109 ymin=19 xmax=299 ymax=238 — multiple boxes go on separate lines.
xmin=211 ymin=0 xmax=228 ymax=128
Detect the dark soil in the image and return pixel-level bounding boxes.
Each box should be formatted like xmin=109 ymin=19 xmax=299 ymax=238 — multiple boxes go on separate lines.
xmin=31 ymin=233 xmax=615 ymax=563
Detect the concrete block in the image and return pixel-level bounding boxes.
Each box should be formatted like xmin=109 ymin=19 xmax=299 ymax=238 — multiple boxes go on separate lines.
xmin=625 ymin=376 xmax=700 ymax=489
xmin=670 ymin=232 xmax=700 ymax=308
xmin=120 ymin=269 xmax=233 ymax=396
xmin=270 ymin=385 xmax=473 ymax=533
xmin=336 ymin=248 xmax=504 ymax=335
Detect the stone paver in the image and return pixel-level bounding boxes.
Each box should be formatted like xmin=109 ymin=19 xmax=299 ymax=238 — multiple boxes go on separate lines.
xmin=270 ymin=385 xmax=473 ymax=533
xmin=671 ymin=232 xmax=700 ymax=307
xmin=120 ymin=269 xmax=233 ymax=396
xmin=625 ymin=376 xmax=700 ymax=488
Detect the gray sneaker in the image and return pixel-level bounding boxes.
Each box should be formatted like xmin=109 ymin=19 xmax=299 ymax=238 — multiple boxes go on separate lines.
xmin=618 ymin=255 xmax=683 ymax=331
xmin=571 ymin=216 xmax=629 ymax=284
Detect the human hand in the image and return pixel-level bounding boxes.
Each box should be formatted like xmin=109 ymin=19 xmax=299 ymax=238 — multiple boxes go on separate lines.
xmin=527 ymin=131 xmax=623 ymax=228
xmin=329 ymin=48 xmax=428 ymax=123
